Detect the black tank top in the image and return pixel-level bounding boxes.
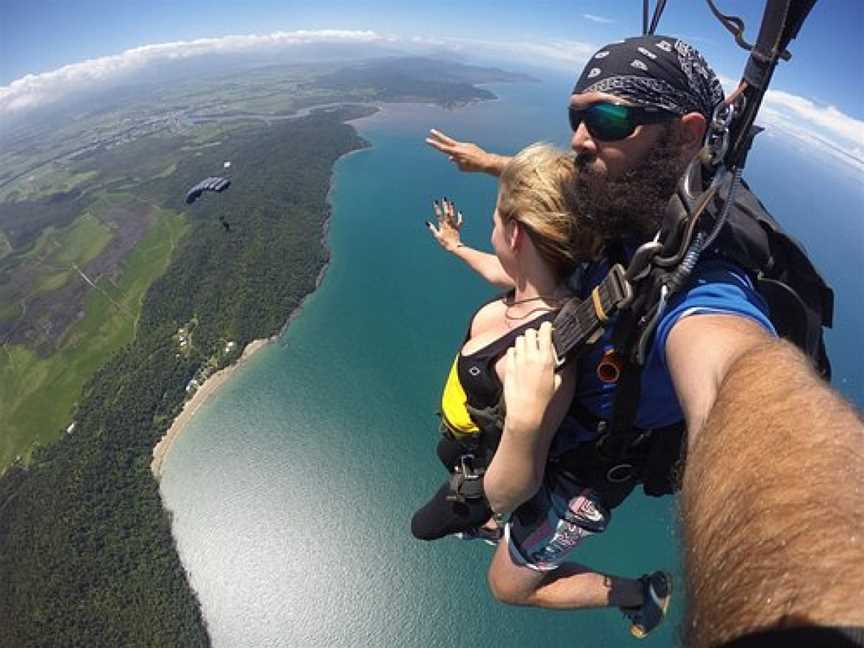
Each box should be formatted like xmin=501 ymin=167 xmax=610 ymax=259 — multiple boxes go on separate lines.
xmin=458 ymin=303 xmax=558 ymax=410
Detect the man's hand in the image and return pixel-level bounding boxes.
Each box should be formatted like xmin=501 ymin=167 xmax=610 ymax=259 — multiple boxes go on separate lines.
xmin=425 ymin=197 xmax=464 ymax=252
xmin=503 ymin=322 xmax=562 ymax=437
xmin=426 ymin=129 xmax=508 ymax=175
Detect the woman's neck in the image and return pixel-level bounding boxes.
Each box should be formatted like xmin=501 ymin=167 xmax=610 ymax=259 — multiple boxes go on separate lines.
xmin=511 ymin=266 xmax=565 ymax=303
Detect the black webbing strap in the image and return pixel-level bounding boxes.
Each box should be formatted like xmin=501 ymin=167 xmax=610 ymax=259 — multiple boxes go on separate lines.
xmin=446 ymin=454 xmax=486 ymax=503
xmin=725 ymin=0 xmax=817 ymax=169
xmin=552 ymin=264 xmax=633 ymax=363
xmin=599 ymin=358 xmax=645 ymax=459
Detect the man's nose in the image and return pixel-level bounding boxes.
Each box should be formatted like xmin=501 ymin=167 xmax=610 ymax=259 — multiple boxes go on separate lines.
xmin=570 ymin=122 xmax=597 ymax=158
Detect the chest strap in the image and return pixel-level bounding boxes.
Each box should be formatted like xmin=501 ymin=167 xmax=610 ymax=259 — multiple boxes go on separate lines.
xmin=552 ymin=264 xmax=633 ymax=366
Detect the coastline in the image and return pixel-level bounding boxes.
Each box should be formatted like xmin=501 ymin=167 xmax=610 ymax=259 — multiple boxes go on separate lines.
xmin=152 ymin=112 xmax=375 ymax=480
xmin=150 ymin=336 xmax=272 ymax=479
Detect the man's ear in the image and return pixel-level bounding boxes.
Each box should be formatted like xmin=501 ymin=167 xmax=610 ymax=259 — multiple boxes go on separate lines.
xmin=676 ymin=112 xmax=707 ymax=156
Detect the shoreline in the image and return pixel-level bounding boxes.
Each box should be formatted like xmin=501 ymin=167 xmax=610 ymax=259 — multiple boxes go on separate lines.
xmin=150 ymin=336 xmax=273 ymax=479
xmin=151 ymin=116 xmax=374 ymax=480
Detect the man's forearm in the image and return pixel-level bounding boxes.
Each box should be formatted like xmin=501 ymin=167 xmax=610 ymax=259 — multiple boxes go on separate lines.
xmin=682 ymin=339 xmax=864 ymax=647
xmin=482 ymin=153 xmax=511 ymax=177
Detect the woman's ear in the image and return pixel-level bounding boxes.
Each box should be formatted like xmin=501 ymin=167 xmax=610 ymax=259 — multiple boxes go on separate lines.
xmin=507 ymin=219 xmax=522 ymax=251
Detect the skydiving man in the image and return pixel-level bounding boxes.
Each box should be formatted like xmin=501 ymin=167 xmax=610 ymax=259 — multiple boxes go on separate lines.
xmin=425 ymin=35 xmax=864 ymax=647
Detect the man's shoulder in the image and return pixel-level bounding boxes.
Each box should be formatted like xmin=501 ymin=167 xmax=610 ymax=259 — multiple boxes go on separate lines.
xmin=650 ymin=258 xmax=776 ymax=368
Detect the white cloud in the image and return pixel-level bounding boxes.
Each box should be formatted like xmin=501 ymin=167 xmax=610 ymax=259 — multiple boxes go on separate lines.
xmin=1 ymin=30 xmax=599 ymax=118
xmin=0 ymin=30 xmax=391 ymax=115
xmin=582 ymin=14 xmax=614 ymax=25
xmin=3 ymin=29 xmax=860 ymax=173
xmin=716 ymin=75 xmax=863 ymax=172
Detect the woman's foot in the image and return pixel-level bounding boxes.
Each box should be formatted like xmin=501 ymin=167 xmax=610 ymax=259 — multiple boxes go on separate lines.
xmin=620 ymin=571 xmax=672 ymax=639
xmin=454 ymin=525 xmax=503 ymax=546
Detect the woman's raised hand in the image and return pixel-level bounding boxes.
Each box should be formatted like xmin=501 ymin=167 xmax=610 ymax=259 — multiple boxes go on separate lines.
xmin=426 ymin=129 xmax=493 ymax=173
xmin=503 ymin=322 xmax=562 ymax=437
xmin=426 ymin=196 xmax=464 ymax=252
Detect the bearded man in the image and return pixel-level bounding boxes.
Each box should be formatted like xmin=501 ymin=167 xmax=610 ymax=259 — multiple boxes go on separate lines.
xmin=425 ymin=35 xmax=864 ymax=647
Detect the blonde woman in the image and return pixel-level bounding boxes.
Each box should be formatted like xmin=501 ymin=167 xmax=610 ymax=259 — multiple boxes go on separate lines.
xmin=412 ymin=143 xmax=670 ymax=637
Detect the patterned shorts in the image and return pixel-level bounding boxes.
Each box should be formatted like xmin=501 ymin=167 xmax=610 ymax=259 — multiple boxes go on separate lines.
xmin=505 ymin=471 xmax=613 ymax=572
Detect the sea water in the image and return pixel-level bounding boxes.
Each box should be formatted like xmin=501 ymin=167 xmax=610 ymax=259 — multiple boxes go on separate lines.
xmin=159 ymin=75 xmax=863 ymax=648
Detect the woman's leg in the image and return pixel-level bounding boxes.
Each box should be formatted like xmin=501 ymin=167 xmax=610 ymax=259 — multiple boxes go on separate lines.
xmin=487 ymin=480 xmax=643 ymax=608
xmin=487 ymin=540 xmax=642 ymax=608
xmin=410 ymin=481 xmax=492 ymax=541
xmin=436 ymin=435 xmax=468 ymax=469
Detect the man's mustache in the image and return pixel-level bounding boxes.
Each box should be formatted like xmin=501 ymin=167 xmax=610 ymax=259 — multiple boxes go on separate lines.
xmin=574 ymin=152 xmax=596 ymax=172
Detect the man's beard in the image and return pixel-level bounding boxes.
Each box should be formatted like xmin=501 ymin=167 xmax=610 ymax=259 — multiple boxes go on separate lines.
xmin=573 ymin=130 xmax=687 ymax=243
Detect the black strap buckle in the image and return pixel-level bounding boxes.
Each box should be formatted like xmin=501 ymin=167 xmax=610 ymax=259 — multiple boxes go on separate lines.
xmin=605 ymin=263 xmax=634 ymax=311
xmin=446 ymin=455 xmax=485 ymax=503
xmin=552 ymin=263 xmax=634 ymax=363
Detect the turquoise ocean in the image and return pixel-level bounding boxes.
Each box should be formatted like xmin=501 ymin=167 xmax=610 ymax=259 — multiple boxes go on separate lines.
xmin=160 ymin=75 xmax=863 ymax=648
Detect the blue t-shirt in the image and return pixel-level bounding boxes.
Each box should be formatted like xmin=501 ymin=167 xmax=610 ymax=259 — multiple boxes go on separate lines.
xmin=550 ymin=256 xmax=776 ymax=455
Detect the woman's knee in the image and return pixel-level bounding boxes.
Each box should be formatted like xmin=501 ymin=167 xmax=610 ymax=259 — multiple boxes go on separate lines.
xmin=410 ymin=511 xmax=441 ymax=541
xmin=487 ymin=562 xmax=533 ymax=606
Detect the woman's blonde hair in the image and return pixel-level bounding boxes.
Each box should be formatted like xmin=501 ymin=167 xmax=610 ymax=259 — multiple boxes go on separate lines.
xmin=497 ymin=143 xmax=598 ymax=278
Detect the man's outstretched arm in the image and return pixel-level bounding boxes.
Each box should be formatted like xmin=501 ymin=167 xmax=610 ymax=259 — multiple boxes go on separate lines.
xmin=668 ymin=316 xmax=864 ymax=647
xmin=426 ymin=129 xmax=511 ymax=176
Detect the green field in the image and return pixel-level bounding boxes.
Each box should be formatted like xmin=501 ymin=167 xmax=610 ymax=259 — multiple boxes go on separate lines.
xmin=30 ymin=212 xmax=114 ymax=292
xmin=0 ymin=167 xmax=99 ymax=203
xmin=0 ymin=209 xmax=188 ymax=470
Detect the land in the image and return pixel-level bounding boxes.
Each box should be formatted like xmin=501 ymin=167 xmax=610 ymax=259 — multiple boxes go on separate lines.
xmin=0 ymin=55 xmax=530 ymax=646
xmin=0 ymin=55 xmax=531 ymax=471
xmin=150 ymin=337 xmax=272 ymax=477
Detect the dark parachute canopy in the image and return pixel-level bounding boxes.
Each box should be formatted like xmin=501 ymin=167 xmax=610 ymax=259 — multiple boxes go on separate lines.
xmin=185 ymin=177 xmax=231 ymax=204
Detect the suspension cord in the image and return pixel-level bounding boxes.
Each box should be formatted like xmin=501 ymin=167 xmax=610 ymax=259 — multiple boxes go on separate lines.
xmin=648 ymin=0 xmax=669 ymax=35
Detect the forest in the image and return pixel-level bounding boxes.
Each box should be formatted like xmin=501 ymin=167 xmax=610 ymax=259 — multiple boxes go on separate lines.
xmin=0 ymin=105 xmax=372 ymax=647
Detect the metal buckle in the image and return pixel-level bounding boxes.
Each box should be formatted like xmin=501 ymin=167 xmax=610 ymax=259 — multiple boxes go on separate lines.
xmin=625 ymin=242 xmax=663 ymax=282
xmin=459 ymin=454 xmax=480 ymax=481
xmin=707 ymin=101 xmax=737 ymax=166
xmin=606 ymin=263 xmax=634 ymax=309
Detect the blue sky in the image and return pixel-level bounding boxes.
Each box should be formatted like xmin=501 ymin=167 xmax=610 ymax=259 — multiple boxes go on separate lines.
xmin=1 ymin=0 xmax=862 ymax=167
xmin=2 ymin=0 xmax=862 ymax=112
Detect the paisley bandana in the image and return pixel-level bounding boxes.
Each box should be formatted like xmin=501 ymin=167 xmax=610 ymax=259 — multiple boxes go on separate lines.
xmin=573 ymin=35 xmax=724 ymax=118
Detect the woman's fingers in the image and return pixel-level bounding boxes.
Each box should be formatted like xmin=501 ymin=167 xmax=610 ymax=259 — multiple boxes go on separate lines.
xmin=537 ymin=322 xmax=553 ymax=353
xmin=443 ymin=197 xmax=454 ymax=225
xmin=524 ymin=327 xmax=539 ymax=352
xmin=516 ymin=323 xmax=559 ymax=367
xmin=436 ymin=196 xmax=461 ymax=229
xmin=506 ymin=346 xmax=516 ymax=375
xmin=514 ymin=332 xmax=526 ymax=358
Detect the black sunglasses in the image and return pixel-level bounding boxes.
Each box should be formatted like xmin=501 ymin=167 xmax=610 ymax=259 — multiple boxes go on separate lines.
xmin=568 ymin=102 xmax=676 ymax=141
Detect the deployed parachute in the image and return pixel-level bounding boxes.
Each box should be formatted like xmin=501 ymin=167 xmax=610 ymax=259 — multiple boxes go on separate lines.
xmin=185 ymin=176 xmax=231 ymax=204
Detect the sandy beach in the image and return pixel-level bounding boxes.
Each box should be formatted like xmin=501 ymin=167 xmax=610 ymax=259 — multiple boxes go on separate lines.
xmin=150 ymin=122 xmax=370 ymax=481
xmin=150 ymin=337 xmax=273 ymax=479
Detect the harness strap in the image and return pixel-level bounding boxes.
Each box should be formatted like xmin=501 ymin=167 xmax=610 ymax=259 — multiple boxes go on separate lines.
xmin=446 ymin=454 xmax=486 ymax=503
xmin=441 ymin=400 xmax=505 ymax=503
xmin=552 ymin=264 xmax=633 ymax=363
xmin=465 ymin=402 xmax=504 ymax=437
